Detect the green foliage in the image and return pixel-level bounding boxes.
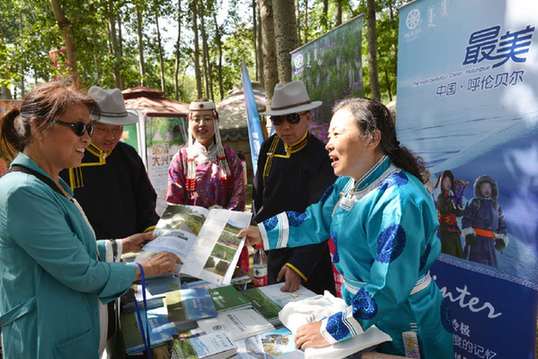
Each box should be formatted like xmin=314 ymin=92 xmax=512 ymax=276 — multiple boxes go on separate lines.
xmin=0 ymin=0 xmax=410 ymax=104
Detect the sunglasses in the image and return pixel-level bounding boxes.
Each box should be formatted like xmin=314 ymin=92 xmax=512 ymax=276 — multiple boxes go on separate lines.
xmin=55 ymin=120 xmax=95 ymax=137
xmin=270 ymin=113 xmax=302 ymax=126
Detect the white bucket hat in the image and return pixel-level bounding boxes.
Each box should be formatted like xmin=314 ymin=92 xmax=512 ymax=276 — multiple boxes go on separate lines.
xmin=266 ymin=80 xmax=322 ymax=116
xmin=88 ymin=86 xmax=138 ymax=125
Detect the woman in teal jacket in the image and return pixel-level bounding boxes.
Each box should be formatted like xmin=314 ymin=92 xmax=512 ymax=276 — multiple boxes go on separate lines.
xmin=0 ymin=80 xmax=179 ymax=359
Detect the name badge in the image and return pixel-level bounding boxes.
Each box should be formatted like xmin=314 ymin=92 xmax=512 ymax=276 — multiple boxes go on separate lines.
xmin=339 ymin=193 xmax=355 ymax=211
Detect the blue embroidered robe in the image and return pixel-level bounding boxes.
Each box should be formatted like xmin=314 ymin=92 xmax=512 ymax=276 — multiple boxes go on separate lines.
xmin=258 ymin=156 xmax=453 ymax=358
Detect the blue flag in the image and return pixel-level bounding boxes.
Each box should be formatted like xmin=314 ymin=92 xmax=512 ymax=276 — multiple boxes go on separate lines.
xmin=240 ymin=64 xmax=264 ymax=175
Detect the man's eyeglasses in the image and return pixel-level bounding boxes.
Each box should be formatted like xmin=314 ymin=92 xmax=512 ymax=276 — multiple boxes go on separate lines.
xmin=55 ymin=120 xmax=95 ymax=137
xmin=270 ymin=113 xmax=302 ymax=126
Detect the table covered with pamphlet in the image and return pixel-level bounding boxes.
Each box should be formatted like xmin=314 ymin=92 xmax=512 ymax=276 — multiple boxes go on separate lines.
xmin=120 ymin=204 xmax=391 ymax=359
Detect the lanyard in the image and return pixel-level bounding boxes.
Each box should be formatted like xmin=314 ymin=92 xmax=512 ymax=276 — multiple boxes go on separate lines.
xmin=134 ymin=263 xmax=152 ymax=359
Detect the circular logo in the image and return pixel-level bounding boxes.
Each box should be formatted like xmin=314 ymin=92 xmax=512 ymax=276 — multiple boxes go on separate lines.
xmin=406 ymin=9 xmax=421 ymax=30
xmin=293 ymin=53 xmax=304 ymax=71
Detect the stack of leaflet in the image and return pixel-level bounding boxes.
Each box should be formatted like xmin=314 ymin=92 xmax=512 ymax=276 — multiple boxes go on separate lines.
xmin=121 ymin=300 xmax=178 ymax=355
xmin=133 ymin=275 xmax=181 ymax=302
xmin=171 ymin=332 xmax=237 ymax=359
xmin=122 ymin=287 xmax=218 ymax=355
xmin=242 ymin=283 xmax=317 ymax=325
xmin=122 ymin=276 xmax=181 ymax=355
xmin=197 ymin=308 xmax=274 ymax=341
xmin=164 ymin=288 xmax=218 ymax=332
xmin=208 ymin=285 xmax=252 ymax=312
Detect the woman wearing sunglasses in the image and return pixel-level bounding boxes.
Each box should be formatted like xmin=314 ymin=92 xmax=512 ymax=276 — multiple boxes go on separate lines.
xmin=0 ymin=80 xmax=179 ymax=359
xmin=241 ymin=98 xmax=452 ymax=358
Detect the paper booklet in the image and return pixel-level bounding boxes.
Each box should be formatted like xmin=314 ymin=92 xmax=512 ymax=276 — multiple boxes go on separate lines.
xmin=164 ymin=288 xmax=218 ymax=325
xmin=122 ymin=302 xmax=178 ymax=355
xmin=241 ymin=327 xmax=304 ymax=359
xmin=139 ymin=204 xmax=252 ymax=285
xmin=197 ymin=308 xmax=274 ymax=341
xmin=242 ymin=284 xmax=318 ymax=325
xmin=171 ymin=331 xmax=237 ymax=359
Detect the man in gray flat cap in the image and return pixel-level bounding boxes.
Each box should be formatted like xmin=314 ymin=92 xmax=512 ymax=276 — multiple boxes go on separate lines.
xmin=253 ymin=80 xmax=336 ymax=295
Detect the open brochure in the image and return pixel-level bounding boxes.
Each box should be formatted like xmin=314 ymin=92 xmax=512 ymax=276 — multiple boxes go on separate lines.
xmin=140 ymin=204 xmax=252 ymax=285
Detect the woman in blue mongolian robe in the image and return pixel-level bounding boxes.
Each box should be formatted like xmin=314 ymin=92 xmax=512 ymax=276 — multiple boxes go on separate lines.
xmin=241 ymin=98 xmax=452 ymax=358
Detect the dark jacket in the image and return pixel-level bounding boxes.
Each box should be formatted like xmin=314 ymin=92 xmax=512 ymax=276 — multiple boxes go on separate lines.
xmin=61 ymin=142 xmax=159 ymax=239
xmin=254 ymin=133 xmax=336 ymax=294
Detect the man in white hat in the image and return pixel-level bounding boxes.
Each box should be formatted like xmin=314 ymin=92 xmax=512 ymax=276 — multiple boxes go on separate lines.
xmin=62 ymin=86 xmax=159 ymax=239
xmin=253 ymin=80 xmax=336 ymax=294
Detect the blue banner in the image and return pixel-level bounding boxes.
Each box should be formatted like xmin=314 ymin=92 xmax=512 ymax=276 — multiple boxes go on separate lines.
xmin=397 ymin=0 xmax=538 ymax=357
xmin=241 ymin=64 xmax=264 ymax=174
xmin=432 ymin=256 xmax=537 ymax=359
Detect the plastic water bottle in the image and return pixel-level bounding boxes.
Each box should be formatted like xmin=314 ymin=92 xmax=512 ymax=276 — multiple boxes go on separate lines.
xmin=252 ymin=244 xmax=268 ymax=287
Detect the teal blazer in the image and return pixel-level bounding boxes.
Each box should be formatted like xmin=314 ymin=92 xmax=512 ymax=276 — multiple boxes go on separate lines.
xmin=0 ymin=153 xmax=136 ymax=359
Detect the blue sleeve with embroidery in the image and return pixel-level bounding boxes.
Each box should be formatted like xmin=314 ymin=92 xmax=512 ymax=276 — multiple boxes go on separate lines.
xmin=321 ymin=176 xmax=440 ymax=343
xmin=258 ymin=181 xmax=341 ymax=250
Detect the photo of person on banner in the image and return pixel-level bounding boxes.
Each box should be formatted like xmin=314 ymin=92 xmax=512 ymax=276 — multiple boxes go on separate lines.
xmin=462 ymin=175 xmax=508 ymax=267
xmin=240 ymin=98 xmax=453 ymax=358
xmin=435 ymin=170 xmax=467 ymax=258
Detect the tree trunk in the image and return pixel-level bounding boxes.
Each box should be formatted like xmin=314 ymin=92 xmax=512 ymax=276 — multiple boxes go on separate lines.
xmin=335 ymin=0 xmax=343 ymax=26
xmin=174 ymin=0 xmax=182 ymax=100
xmin=272 ymin=0 xmax=298 ymax=83
xmin=0 ymin=86 xmax=12 ymax=99
xmin=260 ymin=0 xmax=278 ymax=99
xmin=154 ymin=9 xmax=166 ymax=93
xmin=34 ymin=67 xmax=40 ymax=85
xmin=94 ymin=53 xmax=100 ymax=83
xmin=321 ymin=0 xmax=328 ymax=31
xmin=136 ymin=3 xmax=146 ymax=86
xmin=199 ymin=3 xmax=213 ymax=100
xmin=384 ymin=68 xmax=392 ymax=101
xmin=387 ymin=0 xmax=398 ymax=83
xmin=191 ymin=0 xmax=203 ymax=99
xmin=366 ymin=0 xmax=380 ymax=100
xmin=20 ymin=66 xmax=25 ymax=97
xmin=118 ymin=11 xmax=123 ymax=57
xmin=19 ymin=13 xmax=25 ymax=96
xmin=304 ymin=0 xmax=308 ymax=43
xmin=213 ymin=11 xmax=224 ymax=100
xmin=107 ymin=0 xmax=123 ymax=88
xmin=296 ymin=0 xmax=301 ymax=44
xmin=49 ymin=0 xmax=80 ymax=86
xmin=387 ymin=0 xmax=395 ymax=21
xmin=253 ymin=0 xmax=259 ymax=81
xmin=256 ymin=3 xmax=264 ymax=88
